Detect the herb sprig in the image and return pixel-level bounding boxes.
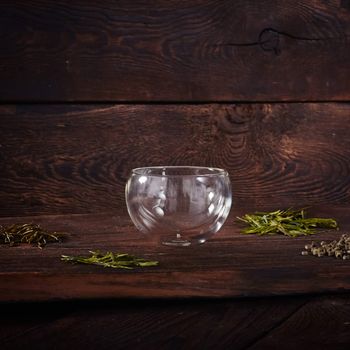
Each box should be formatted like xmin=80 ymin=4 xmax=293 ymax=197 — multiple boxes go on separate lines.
xmin=237 ymin=208 xmax=338 ymax=237
xmin=61 ymin=251 xmax=159 ymax=269
xmin=0 ymin=223 xmax=64 ymax=248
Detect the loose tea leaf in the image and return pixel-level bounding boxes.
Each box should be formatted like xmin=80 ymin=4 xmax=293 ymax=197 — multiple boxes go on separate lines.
xmin=302 ymin=234 xmax=350 ymax=260
xmin=0 ymin=223 xmax=64 ymax=248
xmin=61 ymin=251 xmax=159 ymax=269
xmin=237 ymin=208 xmax=338 ymax=237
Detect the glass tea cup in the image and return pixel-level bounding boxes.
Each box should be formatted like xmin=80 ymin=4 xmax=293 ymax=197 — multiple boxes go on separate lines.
xmin=125 ymin=166 xmax=232 ymax=246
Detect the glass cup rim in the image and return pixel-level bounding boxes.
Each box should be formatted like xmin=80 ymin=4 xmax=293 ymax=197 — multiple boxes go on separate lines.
xmin=131 ymin=166 xmax=228 ymax=177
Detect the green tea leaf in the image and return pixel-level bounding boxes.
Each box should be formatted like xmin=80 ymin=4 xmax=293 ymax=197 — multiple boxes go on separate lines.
xmin=0 ymin=223 xmax=64 ymax=248
xmin=237 ymin=208 xmax=338 ymax=237
xmin=61 ymin=250 xmax=159 ymax=269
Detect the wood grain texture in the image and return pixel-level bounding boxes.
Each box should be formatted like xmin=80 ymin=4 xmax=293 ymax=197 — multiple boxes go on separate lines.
xmin=1 ymin=205 xmax=350 ymax=302
xmin=0 ymin=297 xmax=307 ymax=350
xmin=0 ymin=303 xmax=72 ymax=345
xmin=248 ymin=295 xmax=350 ymax=349
xmin=1 ymin=1 xmax=350 ymax=101
xmin=1 ymin=103 xmax=350 ymax=217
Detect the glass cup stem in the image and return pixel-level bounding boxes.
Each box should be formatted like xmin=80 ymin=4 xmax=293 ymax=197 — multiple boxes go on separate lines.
xmin=162 ymin=231 xmax=191 ymax=247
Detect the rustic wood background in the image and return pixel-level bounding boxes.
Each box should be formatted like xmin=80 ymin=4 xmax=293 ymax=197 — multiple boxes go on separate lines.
xmin=0 ymin=0 xmax=350 ymax=216
xmin=1 ymin=2 xmax=350 ymax=348
xmin=1 ymin=0 xmax=350 ymax=101
xmin=1 ymin=103 xmax=350 ymax=217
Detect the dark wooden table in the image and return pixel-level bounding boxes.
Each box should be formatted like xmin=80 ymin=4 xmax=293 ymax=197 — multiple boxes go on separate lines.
xmin=1 ymin=1 xmax=350 ymax=348
xmin=1 ymin=206 xmax=350 ymax=349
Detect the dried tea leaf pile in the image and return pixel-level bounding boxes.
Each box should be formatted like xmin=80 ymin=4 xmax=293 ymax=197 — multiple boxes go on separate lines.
xmin=0 ymin=223 xmax=64 ymax=248
xmin=237 ymin=208 xmax=338 ymax=237
xmin=302 ymin=234 xmax=350 ymax=260
xmin=61 ymin=250 xmax=159 ymax=269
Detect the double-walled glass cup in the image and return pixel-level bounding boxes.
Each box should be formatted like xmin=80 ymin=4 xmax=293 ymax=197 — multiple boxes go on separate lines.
xmin=125 ymin=166 xmax=232 ymax=246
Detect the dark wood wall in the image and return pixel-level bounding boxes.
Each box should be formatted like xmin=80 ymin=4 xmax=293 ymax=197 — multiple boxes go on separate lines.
xmin=1 ymin=1 xmax=350 ymax=217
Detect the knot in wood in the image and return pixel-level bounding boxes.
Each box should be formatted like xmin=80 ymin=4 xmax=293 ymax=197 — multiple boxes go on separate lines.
xmin=258 ymin=28 xmax=281 ymax=55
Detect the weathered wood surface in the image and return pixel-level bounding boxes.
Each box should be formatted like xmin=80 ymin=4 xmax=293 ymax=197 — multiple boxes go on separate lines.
xmin=1 ymin=1 xmax=350 ymax=101
xmin=1 ymin=103 xmax=350 ymax=217
xmin=2 ymin=294 xmax=350 ymax=350
xmin=0 ymin=205 xmax=350 ymax=302
xmin=0 ymin=296 xmax=308 ymax=350
xmin=249 ymin=295 xmax=350 ymax=350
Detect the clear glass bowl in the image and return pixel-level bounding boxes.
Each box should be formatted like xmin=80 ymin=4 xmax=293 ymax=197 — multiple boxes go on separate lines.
xmin=125 ymin=166 xmax=232 ymax=246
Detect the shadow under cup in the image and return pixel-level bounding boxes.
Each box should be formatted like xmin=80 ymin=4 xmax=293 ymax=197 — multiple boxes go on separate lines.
xmin=125 ymin=166 xmax=232 ymax=246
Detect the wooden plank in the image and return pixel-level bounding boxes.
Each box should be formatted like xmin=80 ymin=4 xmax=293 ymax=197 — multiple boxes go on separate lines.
xmin=248 ymin=295 xmax=350 ymax=349
xmin=1 ymin=103 xmax=350 ymax=217
xmin=0 ymin=297 xmax=307 ymax=350
xmin=1 ymin=1 xmax=350 ymax=101
xmin=0 ymin=302 xmax=72 ymax=345
xmin=0 ymin=205 xmax=350 ymax=302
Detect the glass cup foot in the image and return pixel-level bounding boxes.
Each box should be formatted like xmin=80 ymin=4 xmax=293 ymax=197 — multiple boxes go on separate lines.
xmin=162 ymin=233 xmax=191 ymax=247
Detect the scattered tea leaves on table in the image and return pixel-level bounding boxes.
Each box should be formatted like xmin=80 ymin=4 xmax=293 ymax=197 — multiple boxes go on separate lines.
xmin=0 ymin=223 xmax=65 ymax=248
xmin=302 ymin=234 xmax=350 ymax=260
xmin=61 ymin=251 xmax=159 ymax=269
xmin=237 ymin=208 xmax=338 ymax=237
